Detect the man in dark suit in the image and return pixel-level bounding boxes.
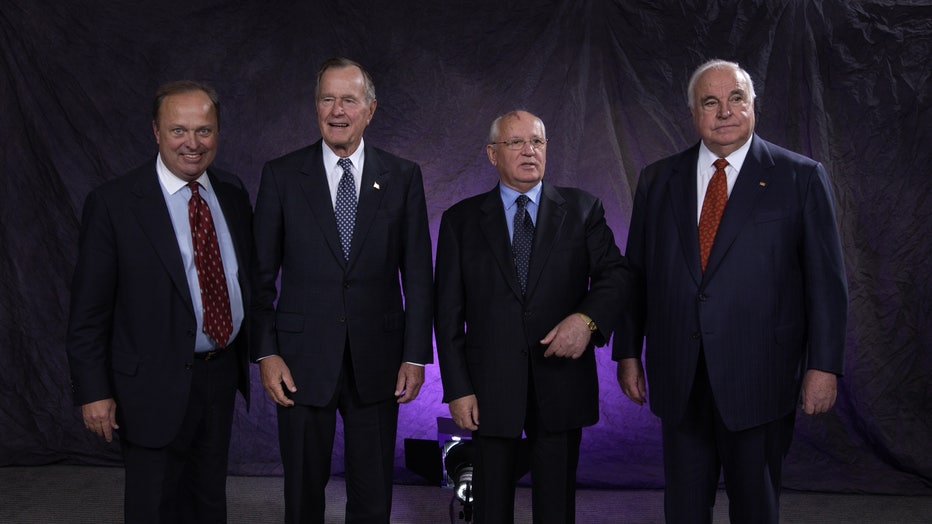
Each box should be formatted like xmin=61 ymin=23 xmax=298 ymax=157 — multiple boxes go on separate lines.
xmin=615 ymin=60 xmax=848 ymax=523
xmin=435 ymin=110 xmax=630 ymax=523
xmin=66 ymin=81 xmax=252 ymax=523
xmin=252 ymin=57 xmax=433 ymax=523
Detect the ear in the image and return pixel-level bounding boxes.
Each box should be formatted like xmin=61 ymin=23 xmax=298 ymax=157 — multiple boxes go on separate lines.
xmin=486 ymin=144 xmax=497 ymax=166
xmin=152 ymin=120 xmax=160 ymax=144
xmin=367 ymin=98 xmax=377 ymax=123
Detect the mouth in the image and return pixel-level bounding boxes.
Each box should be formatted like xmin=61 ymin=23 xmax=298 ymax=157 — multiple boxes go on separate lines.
xmin=181 ymin=152 xmax=203 ymax=161
xmin=328 ymin=122 xmax=350 ymax=129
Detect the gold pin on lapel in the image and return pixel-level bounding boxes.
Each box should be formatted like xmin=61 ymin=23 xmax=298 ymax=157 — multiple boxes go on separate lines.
xmin=759 ymin=181 xmax=767 ymax=187
xmin=373 ymin=182 xmax=381 ymax=190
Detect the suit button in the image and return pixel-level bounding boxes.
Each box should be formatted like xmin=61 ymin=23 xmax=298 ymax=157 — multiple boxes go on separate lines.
xmin=338 ymin=316 xmax=346 ymax=323
xmin=523 ymin=310 xmax=532 ymax=319
xmin=692 ymin=332 xmax=701 ymax=340
xmin=698 ymin=294 xmax=708 ymax=301
xmin=343 ymin=281 xmax=350 ymax=289
xmin=185 ymin=363 xmax=193 ymax=370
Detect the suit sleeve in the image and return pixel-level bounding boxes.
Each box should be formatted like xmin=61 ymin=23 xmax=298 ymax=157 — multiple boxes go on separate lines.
xmin=613 ymin=168 xmax=648 ymax=361
xmin=434 ymin=211 xmax=472 ymax=402
xmin=250 ymin=162 xmax=286 ymax=362
xmin=575 ymin=196 xmax=631 ymax=348
xmin=399 ymin=165 xmax=434 ymax=364
xmin=802 ymin=163 xmax=848 ymax=374
xmin=66 ymin=190 xmax=118 ymax=405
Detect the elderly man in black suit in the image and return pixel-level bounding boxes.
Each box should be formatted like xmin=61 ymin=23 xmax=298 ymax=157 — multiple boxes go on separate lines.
xmin=252 ymin=57 xmax=433 ymax=523
xmin=435 ymin=110 xmax=630 ymax=523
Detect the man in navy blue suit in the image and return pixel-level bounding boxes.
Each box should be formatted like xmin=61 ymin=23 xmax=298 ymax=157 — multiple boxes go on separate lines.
xmin=615 ymin=60 xmax=848 ymax=523
xmin=67 ymin=81 xmax=252 ymax=523
xmin=252 ymin=57 xmax=433 ymax=523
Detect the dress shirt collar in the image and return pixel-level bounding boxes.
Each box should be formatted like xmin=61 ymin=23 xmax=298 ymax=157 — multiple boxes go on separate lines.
xmin=156 ymin=153 xmax=212 ymax=195
xmin=698 ymin=135 xmax=753 ymax=176
xmin=499 ymin=181 xmax=543 ymax=209
xmin=322 ymin=138 xmax=366 ymax=175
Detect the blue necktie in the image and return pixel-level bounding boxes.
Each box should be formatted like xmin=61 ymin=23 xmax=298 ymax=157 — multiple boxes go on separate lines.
xmin=512 ymin=195 xmax=534 ymax=294
xmin=335 ymin=158 xmax=357 ymax=260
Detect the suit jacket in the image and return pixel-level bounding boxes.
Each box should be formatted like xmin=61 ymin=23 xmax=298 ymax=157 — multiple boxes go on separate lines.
xmin=615 ymin=135 xmax=848 ymax=431
xmin=435 ymin=182 xmax=630 ymax=438
xmin=66 ymin=160 xmax=252 ymax=448
xmin=251 ymin=140 xmax=433 ymax=406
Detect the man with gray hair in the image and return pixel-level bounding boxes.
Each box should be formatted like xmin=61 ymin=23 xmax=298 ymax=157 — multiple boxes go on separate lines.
xmin=252 ymin=57 xmax=433 ymax=523
xmin=616 ymin=60 xmax=848 ymax=523
xmin=436 ymin=110 xmax=630 ymax=523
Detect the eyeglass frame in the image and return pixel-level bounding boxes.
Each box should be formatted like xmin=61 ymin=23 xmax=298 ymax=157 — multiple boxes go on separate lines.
xmin=488 ymin=137 xmax=549 ymax=151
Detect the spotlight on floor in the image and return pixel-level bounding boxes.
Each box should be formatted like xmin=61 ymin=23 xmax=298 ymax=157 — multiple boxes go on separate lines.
xmin=404 ymin=417 xmax=475 ymax=522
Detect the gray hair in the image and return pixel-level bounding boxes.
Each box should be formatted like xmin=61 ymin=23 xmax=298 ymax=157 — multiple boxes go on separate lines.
xmin=315 ymin=56 xmax=377 ymax=103
xmin=487 ymin=110 xmax=547 ymax=143
xmin=686 ymin=59 xmax=756 ymax=109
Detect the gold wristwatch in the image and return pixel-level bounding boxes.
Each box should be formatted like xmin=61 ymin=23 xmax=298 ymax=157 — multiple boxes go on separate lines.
xmin=577 ymin=313 xmax=598 ymax=333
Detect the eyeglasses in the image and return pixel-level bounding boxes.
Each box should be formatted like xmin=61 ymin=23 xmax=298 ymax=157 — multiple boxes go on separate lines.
xmin=489 ymin=138 xmax=548 ymax=150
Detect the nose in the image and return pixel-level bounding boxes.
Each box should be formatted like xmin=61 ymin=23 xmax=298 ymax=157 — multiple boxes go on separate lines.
xmin=718 ymin=105 xmax=732 ymax=119
xmin=183 ymin=131 xmax=199 ymax=148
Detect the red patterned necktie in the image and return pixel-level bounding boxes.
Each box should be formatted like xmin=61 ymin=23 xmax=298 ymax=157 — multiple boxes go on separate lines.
xmin=698 ymin=158 xmax=729 ymax=272
xmin=188 ymin=181 xmax=233 ymax=347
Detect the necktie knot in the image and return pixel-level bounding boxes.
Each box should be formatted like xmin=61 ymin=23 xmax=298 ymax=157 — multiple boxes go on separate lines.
xmin=713 ymin=158 xmax=729 ymax=171
xmin=516 ymin=194 xmax=530 ymax=210
xmin=338 ymin=157 xmax=353 ymax=172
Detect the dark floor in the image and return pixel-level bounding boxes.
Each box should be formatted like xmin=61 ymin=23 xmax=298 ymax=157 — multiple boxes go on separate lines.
xmin=1 ymin=465 xmax=930 ymax=523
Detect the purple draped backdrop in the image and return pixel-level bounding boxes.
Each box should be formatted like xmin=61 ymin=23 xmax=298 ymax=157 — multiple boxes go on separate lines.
xmin=1 ymin=0 xmax=929 ymax=495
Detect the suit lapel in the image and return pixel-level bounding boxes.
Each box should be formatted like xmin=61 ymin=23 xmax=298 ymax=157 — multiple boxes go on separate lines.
xmin=348 ymin=144 xmax=387 ymax=270
xmin=129 ymin=164 xmax=195 ymax=316
xmin=668 ymin=145 xmax=703 ymax=285
xmin=478 ymin=187 xmax=525 ymax=299
xmin=526 ymin=183 xmax=565 ymax=299
xmin=702 ymin=135 xmax=773 ymax=280
xmin=209 ymin=170 xmax=249 ymax=289
xmin=297 ymin=143 xmax=347 ymax=266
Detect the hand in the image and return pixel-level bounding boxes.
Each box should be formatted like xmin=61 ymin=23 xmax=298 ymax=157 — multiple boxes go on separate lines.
xmin=259 ymin=355 xmax=297 ymax=407
xmin=617 ymin=358 xmax=647 ymax=406
xmin=800 ymin=369 xmax=837 ymax=415
xmin=82 ymin=398 xmax=119 ymax=442
xmin=540 ymin=314 xmax=591 ymax=359
xmin=395 ymin=363 xmax=425 ymax=404
xmin=449 ymin=395 xmax=479 ymax=431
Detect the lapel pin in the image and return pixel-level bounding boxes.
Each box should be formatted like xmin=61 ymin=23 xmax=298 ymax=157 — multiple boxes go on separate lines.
xmin=373 ymin=182 xmax=381 ymax=190
xmin=759 ymin=181 xmax=766 ymax=187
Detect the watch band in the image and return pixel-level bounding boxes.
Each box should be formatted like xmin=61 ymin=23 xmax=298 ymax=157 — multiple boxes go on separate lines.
xmin=577 ymin=312 xmax=597 ymax=333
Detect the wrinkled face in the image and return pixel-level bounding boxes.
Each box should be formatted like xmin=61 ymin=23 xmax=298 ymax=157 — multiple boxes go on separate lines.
xmin=486 ymin=111 xmax=547 ymax=193
xmin=316 ymin=65 xmax=376 ymax=157
xmin=152 ymin=90 xmax=218 ymax=182
xmin=691 ymin=66 xmax=755 ymax=157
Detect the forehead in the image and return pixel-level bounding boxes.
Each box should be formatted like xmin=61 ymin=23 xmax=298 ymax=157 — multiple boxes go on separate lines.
xmin=500 ymin=113 xmax=544 ymax=137
xmin=696 ymin=67 xmax=748 ymax=97
xmin=159 ymin=91 xmax=216 ymax=122
xmin=319 ymin=66 xmax=366 ymax=94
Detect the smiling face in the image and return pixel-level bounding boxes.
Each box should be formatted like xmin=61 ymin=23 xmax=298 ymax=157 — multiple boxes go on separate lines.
xmin=316 ymin=65 xmax=376 ymax=157
xmin=486 ymin=111 xmax=547 ymax=193
xmin=152 ymin=90 xmax=218 ymax=182
xmin=691 ymin=65 xmax=755 ymax=158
